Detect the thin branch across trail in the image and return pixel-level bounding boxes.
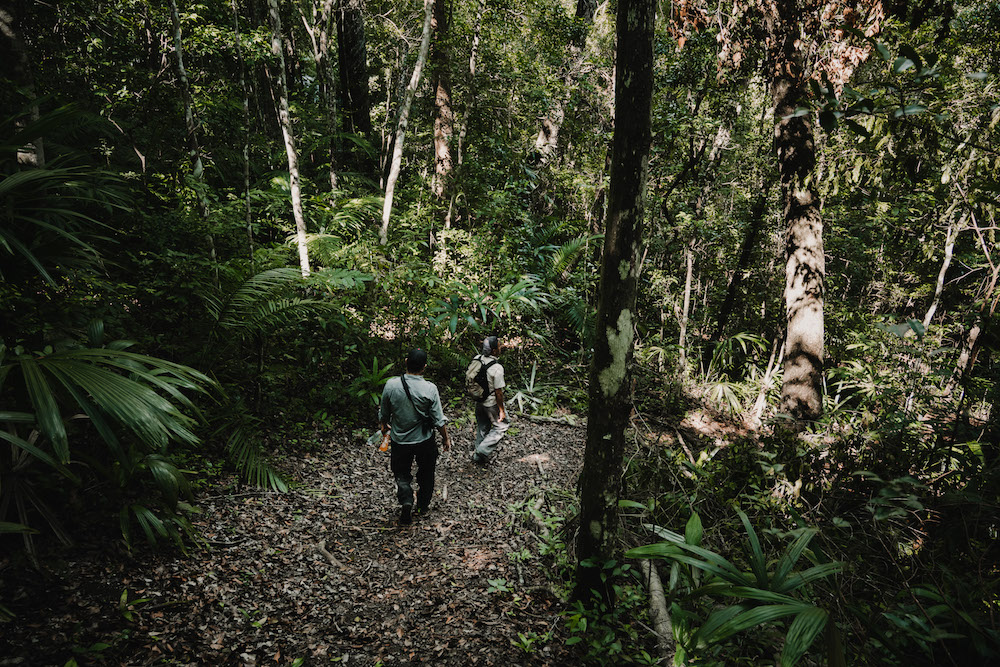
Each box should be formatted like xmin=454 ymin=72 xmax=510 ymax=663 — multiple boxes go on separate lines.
xmin=0 ymin=419 xmax=585 ymax=665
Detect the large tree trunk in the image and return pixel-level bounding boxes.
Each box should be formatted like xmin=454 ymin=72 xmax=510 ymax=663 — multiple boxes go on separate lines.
xmin=267 ymin=0 xmax=311 ymax=276
xmin=430 ymin=0 xmax=454 ymax=200
xmin=573 ymin=0 xmax=655 ymax=604
xmin=379 ymin=0 xmax=434 ymax=246
xmin=455 ymin=0 xmax=484 ymax=173
xmin=0 ymin=6 xmax=44 ymax=167
xmin=532 ymin=0 xmax=598 ymax=164
xmin=770 ymin=0 xmax=824 ymax=424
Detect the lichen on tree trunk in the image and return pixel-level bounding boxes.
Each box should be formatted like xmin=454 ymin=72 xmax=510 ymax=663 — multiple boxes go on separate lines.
xmin=573 ymin=0 xmax=655 ymax=604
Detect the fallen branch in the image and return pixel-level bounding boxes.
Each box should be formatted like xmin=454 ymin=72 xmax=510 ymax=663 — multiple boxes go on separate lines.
xmin=316 ymin=539 xmax=345 ymax=569
xmin=639 ymin=560 xmax=674 ymax=663
xmin=205 ymin=537 xmax=251 ymax=548
xmin=515 ymin=412 xmax=583 ymax=427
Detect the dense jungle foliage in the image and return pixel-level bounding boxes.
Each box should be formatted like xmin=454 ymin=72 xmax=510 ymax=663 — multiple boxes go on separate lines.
xmin=1 ymin=0 xmax=998 ymax=663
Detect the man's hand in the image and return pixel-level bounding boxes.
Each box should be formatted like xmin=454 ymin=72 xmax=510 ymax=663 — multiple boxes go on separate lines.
xmin=496 ymin=388 xmax=507 ymax=422
xmin=442 ymin=433 xmax=452 ymax=452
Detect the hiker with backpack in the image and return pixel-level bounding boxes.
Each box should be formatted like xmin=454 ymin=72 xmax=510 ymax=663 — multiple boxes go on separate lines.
xmin=379 ymin=348 xmax=451 ymax=525
xmin=466 ymin=335 xmax=508 ymax=466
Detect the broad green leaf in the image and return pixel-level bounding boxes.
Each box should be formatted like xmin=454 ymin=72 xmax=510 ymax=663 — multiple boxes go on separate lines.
xmin=0 ymin=428 xmax=76 ymax=480
xmin=738 ymin=511 xmax=768 ymax=587
xmin=898 ymin=45 xmax=922 ymax=71
xmin=819 ymin=110 xmax=838 ymax=133
xmin=893 ymin=104 xmax=927 ymax=117
xmin=892 ymin=56 xmax=915 ymax=74
xmin=0 ymin=411 xmax=35 ymax=422
xmin=87 ymin=319 xmax=104 ymax=346
xmin=775 ymin=562 xmax=844 ymax=594
xmin=0 ymin=521 xmax=38 ymax=534
xmin=19 ymin=357 xmax=69 ymax=462
xmin=771 ymin=528 xmax=817 ymax=589
xmin=844 ymin=119 xmax=870 ymax=137
xmin=642 ymin=522 xmax=685 ymax=544
xmin=694 ymin=582 xmax=801 ymax=605
xmin=874 ymin=41 xmax=891 ymax=61
xmin=618 ymin=499 xmax=648 ymax=510
xmin=780 ymin=607 xmax=829 ymax=667
xmin=627 ymin=543 xmax=751 ymax=586
xmin=702 ymin=603 xmax=812 ymax=644
xmin=695 ymin=604 xmax=748 ymax=647
xmin=147 ymin=455 xmax=184 ymax=509
xmin=685 ymin=512 xmax=703 ymax=546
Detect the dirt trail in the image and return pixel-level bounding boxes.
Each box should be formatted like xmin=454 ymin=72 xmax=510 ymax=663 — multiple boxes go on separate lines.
xmin=0 ymin=418 xmax=586 ymax=666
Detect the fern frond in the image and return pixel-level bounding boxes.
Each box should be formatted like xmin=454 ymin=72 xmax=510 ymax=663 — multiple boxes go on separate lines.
xmin=549 ymin=235 xmax=596 ymax=286
xmin=223 ymin=415 xmax=288 ymax=492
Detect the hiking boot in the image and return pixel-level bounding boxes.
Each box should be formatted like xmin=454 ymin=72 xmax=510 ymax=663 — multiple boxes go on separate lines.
xmin=471 ymin=453 xmax=486 ymax=467
xmin=415 ymin=504 xmax=430 ymax=518
xmin=400 ymin=504 xmax=412 ymax=525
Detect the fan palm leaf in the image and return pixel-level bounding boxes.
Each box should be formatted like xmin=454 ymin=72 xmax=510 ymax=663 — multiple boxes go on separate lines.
xmin=2 ymin=107 xmax=128 ymax=287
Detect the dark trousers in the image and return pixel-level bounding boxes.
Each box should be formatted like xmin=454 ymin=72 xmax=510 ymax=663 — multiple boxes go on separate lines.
xmin=389 ymin=437 xmax=438 ymax=509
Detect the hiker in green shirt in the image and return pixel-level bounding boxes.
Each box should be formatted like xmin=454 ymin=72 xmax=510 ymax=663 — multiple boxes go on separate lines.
xmin=379 ymin=348 xmax=451 ymax=525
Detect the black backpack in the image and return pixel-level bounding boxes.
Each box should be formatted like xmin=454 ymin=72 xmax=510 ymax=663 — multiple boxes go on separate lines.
xmin=464 ymin=355 xmax=498 ymax=402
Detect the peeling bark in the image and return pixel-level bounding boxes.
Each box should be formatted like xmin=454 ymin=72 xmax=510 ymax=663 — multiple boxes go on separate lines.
xmin=769 ymin=0 xmax=825 ymax=423
xmin=532 ymin=0 xmax=598 ymax=164
xmin=431 ymin=0 xmax=454 ymax=200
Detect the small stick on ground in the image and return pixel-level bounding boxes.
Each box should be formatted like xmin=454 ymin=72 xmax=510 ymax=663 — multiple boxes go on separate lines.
xmin=317 ymin=540 xmax=345 ymax=569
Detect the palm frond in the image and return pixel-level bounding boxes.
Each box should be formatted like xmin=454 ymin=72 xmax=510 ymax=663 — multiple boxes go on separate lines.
xmin=4 ymin=346 xmax=210 ymax=467
xmin=549 ymin=234 xmax=599 ymax=286
xmin=210 ymin=393 xmax=290 ymax=493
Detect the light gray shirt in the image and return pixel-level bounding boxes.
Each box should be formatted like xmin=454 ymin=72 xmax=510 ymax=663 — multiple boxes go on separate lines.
xmin=379 ymin=374 xmax=446 ymax=444
xmin=478 ymin=355 xmax=505 ymax=408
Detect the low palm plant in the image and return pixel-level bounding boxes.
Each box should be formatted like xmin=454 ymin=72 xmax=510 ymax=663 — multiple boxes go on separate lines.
xmin=626 ymin=510 xmax=844 ymax=666
xmin=199 ymin=265 xmax=371 ymax=490
xmin=1 ymin=109 xmax=211 ymax=556
xmin=0 ymin=330 xmax=212 ymax=557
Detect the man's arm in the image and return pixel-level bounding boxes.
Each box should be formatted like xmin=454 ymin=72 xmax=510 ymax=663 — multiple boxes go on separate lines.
xmin=495 ymin=387 xmax=506 ymax=422
xmin=379 ymin=382 xmax=393 ymax=436
xmin=430 ymin=386 xmax=450 ymax=451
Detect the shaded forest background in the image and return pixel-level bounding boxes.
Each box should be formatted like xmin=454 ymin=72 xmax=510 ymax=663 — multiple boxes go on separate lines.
xmin=1 ymin=0 xmax=998 ymax=664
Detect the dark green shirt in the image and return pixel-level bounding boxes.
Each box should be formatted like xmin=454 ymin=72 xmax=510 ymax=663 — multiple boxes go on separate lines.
xmin=379 ymin=374 xmax=446 ymax=444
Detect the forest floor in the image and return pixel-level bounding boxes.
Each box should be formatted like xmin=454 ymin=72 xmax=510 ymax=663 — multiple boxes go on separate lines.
xmin=0 ymin=415 xmax=593 ymax=666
